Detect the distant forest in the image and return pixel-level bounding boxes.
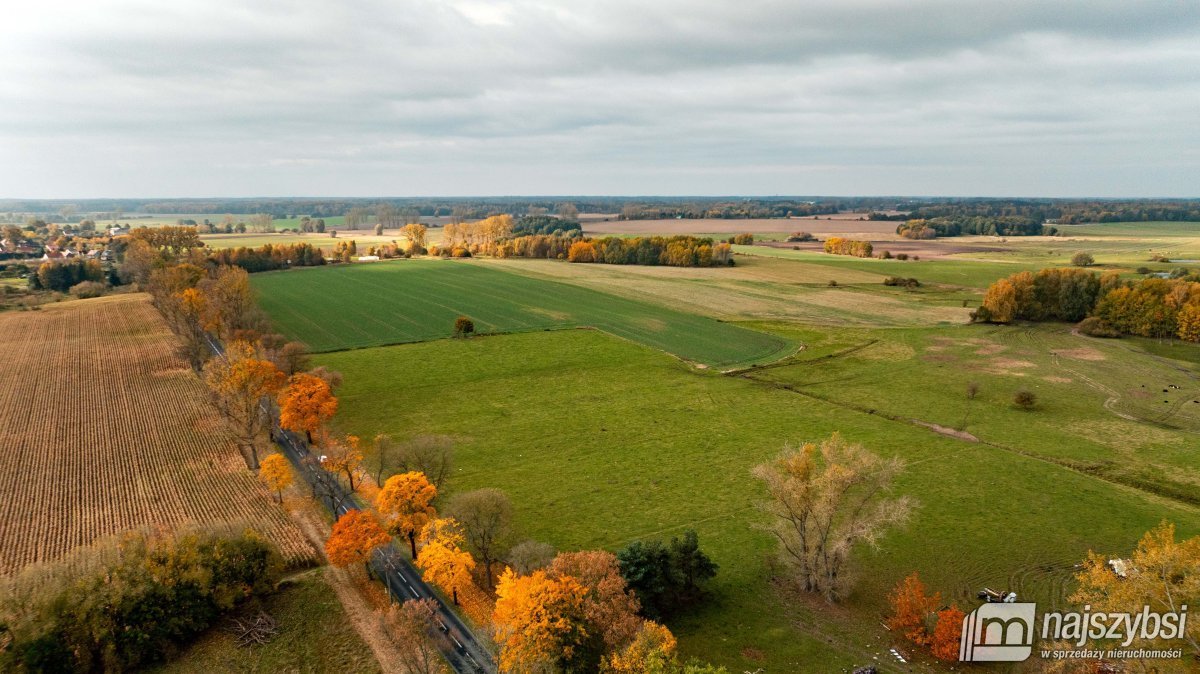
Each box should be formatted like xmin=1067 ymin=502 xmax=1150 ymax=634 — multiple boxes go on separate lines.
xmin=1 ymin=196 xmax=1198 ymax=224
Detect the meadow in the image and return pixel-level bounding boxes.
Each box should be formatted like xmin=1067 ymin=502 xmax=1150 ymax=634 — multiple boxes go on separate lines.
xmin=250 ymin=260 xmax=794 ymax=367
xmin=247 ymin=222 xmax=1200 ymax=671
xmin=314 ymin=325 xmax=1200 ymax=672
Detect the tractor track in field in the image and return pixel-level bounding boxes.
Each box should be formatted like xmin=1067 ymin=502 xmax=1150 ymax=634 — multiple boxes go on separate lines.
xmin=730 ymin=369 xmax=1200 ymax=513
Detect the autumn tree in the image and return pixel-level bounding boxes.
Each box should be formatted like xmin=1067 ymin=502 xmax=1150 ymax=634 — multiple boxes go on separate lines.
xmin=550 ymin=551 xmax=643 ymax=652
xmin=395 ymin=435 xmax=454 ymax=490
xmin=448 ymin=488 xmax=514 ymax=589
xmin=203 ymin=340 xmax=285 ymax=469
xmin=198 ymin=265 xmax=265 ymax=340
xmin=401 ymin=223 xmax=428 ymax=251
xmin=379 ymin=599 xmax=448 ymax=674
xmin=493 ymin=568 xmax=594 ymax=673
xmin=453 ymin=316 xmax=474 ymax=337
xmin=1072 ymin=521 xmax=1200 ymax=658
xmin=278 ymin=372 xmax=338 ymax=444
xmin=322 ymin=434 xmax=364 ymax=492
xmin=376 ymin=471 xmax=438 ymax=558
xmin=930 ymin=605 xmax=965 ymax=661
xmin=603 ymin=621 xmax=677 ymax=674
xmin=887 ymin=572 xmax=941 ymax=646
xmin=416 ymin=518 xmax=476 ymax=605
xmin=325 ymin=510 xmax=391 ymax=567
xmin=752 ymin=433 xmax=914 ymax=602
xmin=258 ymin=453 xmax=293 ymax=503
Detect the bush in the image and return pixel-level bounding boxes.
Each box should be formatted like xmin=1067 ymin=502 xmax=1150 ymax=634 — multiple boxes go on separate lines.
xmin=1077 ymin=316 xmax=1121 ymax=338
xmin=883 ymin=276 xmax=920 ymax=288
xmin=1013 ymin=389 xmax=1038 ymax=410
xmin=895 ymin=253 xmax=909 ymax=261
xmin=1136 ymin=266 xmax=1153 ymax=275
xmin=879 ymin=250 xmax=893 ymax=259
xmin=69 ymin=280 xmax=106 ymax=299
xmin=827 ymin=279 xmax=839 ymax=287
xmin=785 ymin=232 xmax=814 ymax=242
xmin=0 ymin=528 xmax=279 ymax=672
xmin=450 ymin=247 xmax=471 ymax=258
xmin=454 ymin=316 xmax=475 ymax=337
xmin=1072 ymin=252 xmax=1095 ymax=267
xmin=374 ymin=223 xmax=384 ymax=235
xmin=729 ymin=233 xmax=754 ymax=245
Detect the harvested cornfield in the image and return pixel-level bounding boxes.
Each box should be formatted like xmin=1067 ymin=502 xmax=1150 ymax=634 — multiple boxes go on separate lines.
xmin=0 ymin=294 xmax=315 ymax=574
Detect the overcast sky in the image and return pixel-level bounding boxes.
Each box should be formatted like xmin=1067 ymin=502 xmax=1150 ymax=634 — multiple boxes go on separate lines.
xmin=3 ymin=1 xmax=1198 ymax=198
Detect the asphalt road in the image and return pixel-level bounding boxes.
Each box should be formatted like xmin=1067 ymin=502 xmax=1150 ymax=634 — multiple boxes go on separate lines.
xmin=205 ymin=335 xmax=496 ymax=673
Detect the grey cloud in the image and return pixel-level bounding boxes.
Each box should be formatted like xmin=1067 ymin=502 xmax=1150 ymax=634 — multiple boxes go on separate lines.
xmin=0 ymin=0 xmax=1197 ymax=197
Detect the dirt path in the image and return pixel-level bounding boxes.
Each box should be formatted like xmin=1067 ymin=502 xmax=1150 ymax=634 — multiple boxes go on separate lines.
xmin=286 ymin=493 xmax=408 ymax=674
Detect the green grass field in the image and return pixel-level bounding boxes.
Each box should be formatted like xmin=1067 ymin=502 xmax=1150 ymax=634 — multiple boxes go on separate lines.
xmin=314 ymin=325 xmax=1200 ymax=672
xmin=251 ymin=260 xmax=794 ymax=367
xmin=247 ymin=238 xmax=1200 ymax=671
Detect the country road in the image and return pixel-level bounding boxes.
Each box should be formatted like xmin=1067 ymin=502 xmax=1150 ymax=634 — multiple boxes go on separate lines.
xmin=205 ymin=336 xmax=497 ymax=673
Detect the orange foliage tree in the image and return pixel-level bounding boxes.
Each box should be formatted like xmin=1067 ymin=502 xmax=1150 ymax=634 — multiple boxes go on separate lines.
xmin=325 ymin=509 xmax=391 ymax=567
xmin=278 ymin=372 xmax=337 ymax=444
xmin=886 ymin=572 xmax=941 ymax=647
xmin=415 ymin=518 xmax=476 ymax=605
xmin=930 ymin=605 xmax=965 ymax=661
xmin=204 ymin=340 xmax=285 ymax=469
xmin=548 ymin=550 xmax=642 ymax=652
xmin=258 ymin=453 xmax=293 ymax=503
xmin=375 ymin=471 xmax=438 ymax=559
xmin=493 ymin=567 xmax=592 ymax=673
xmin=568 ymin=240 xmax=597 ymax=263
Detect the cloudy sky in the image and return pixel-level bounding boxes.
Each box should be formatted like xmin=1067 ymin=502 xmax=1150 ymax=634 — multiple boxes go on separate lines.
xmin=3 ymin=1 xmax=1198 ymax=198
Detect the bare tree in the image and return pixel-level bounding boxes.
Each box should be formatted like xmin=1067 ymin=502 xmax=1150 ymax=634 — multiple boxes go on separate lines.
xmin=379 ymin=599 xmax=448 ymax=674
xmin=556 ymin=202 xmax=579 ymax=221
xmin=448 ymin=488 xmax=514 ymax=588
xmin=249 ymin=213 xmax=275 ymax=233
xmin=369 ymin=433 xmax=398 ymax=485
xmin=396 ymin=435 xmax=454 ymax=490
xmin=506 ymin=540 xmax=556 ymax=575
xmin=376 ymin=203 xmax=399 ymax=230
xmin=752 ymin=433 xmax=913 ymax=602
xmin=345 ymin=206 xmax=369 ymax=230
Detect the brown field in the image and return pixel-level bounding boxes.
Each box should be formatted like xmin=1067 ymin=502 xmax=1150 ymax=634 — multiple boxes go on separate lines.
xmin=759 ymin=238 xmax=1010 ymax=259
xmin=0 ymin=294 xmax=315 ymax=574
xmin=581 ymin=214 xmax=901 ymax=237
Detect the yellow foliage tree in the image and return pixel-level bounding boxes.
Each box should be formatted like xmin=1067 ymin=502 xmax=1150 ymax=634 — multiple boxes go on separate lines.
xmin=203 ymin=339 xmax=285 ymax=469
xmin=603 ymin=621 xmax=677 ymax=673
xmin=375 ymin=471 xmax=438 ymax=558
xmin=258 ymin=453 xmax=293 ymax=503
xmin=982 ymin=277 xmax=1018 ymax=323
xmin=1072 ymin=521 xmax=1200 ymax=659
xmin=493 ymin=568 xmax=592 ymax=673
xmin=415 ymin=518 xmax=476 ymax=605
xmin=1177 ymin=302 xmax=1200 ymax=342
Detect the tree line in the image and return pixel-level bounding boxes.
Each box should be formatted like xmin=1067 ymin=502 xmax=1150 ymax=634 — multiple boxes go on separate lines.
xmin=976 ymin=268 xmax=1200 ymax=342
xmin=823 ymin=237 xmax=874 ymax=257
xmin=0 ymin=527 xmax=280 ymax=672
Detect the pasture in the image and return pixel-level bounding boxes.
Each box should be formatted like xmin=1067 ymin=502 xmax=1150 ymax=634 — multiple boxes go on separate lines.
xmin=250 ymin=260 xmax=793 ymax=367
xmin=583 ymin=214 xmax=897 ymax=238
xmin=314 ymin=324 xmax=1200 ymax=672
xmin=0 ymin=294 xmax=315 ymax=574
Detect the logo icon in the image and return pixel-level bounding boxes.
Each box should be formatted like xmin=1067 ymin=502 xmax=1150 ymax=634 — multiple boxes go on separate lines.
xmin=960 ymin=602 xmax=1037 ymax=662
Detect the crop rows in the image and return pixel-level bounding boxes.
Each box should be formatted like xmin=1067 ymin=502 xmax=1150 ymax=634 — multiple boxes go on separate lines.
xmin=0 ymin=295 xmax=315 ymax=574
